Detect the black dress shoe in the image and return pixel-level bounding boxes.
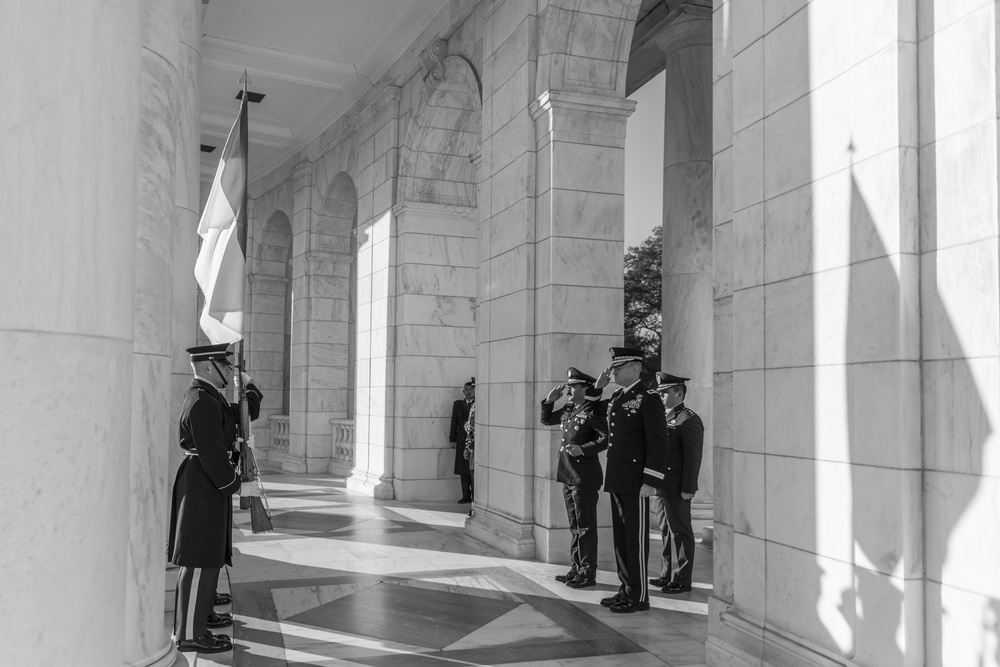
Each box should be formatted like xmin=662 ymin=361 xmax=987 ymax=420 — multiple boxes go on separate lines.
xmin=177 ymin=632 xmax=232 ymax=653
xmin=206 ymin=611 xmax=233 ymax=628
xmin=648 ymin=577 xmax=670 ymax=587
xmin=554 ymin=571 xmax=578 ymax=583
xmin=214 ymin=593 xmax=232 ymax=606
xmin=610 ymin=598 xmax=650 ymax=613
xmin=566 ymin=577 xmax=596 ymax=589
xmin=600 ymin=592 xmax=626 ymax=607
xmin=458 ymin=497 xmax=471 ymax=504
xmin=661 ymin=582 xmax=693 ymax=594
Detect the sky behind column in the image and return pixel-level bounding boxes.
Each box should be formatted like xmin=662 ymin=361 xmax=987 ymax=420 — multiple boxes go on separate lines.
xmin=624 ymin=70 xmax=665 ymax=251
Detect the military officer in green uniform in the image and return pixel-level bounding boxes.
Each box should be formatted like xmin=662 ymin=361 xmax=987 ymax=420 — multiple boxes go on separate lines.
xmin=540 ymin=367 xmax=608 ymax=588
xmin=167 ymin=343 xmax=263 ymax=654
xmin=595 ymin=347 xmax=670 ymax=613
xmin=648 ymin=372 xmax=704 ymax=594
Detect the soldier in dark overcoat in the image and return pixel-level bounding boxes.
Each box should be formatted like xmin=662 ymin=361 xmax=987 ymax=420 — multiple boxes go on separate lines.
xmin=168 ymin=343 xmax=262 ymax=654
xmin=540 ymin=367 xmax=609 ymax=588
xmin=648 ymin=372 xmax=704 ymax=594
xmin=595 ymin=347 xmax=670 ymax=613
xmin=449 ymin=377 xmax=475 ymax=503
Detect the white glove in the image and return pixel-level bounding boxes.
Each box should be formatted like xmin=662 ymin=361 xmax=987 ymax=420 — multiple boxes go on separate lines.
xmin=240 ymin=480 xmax=262 ymax=497
xmin=240 ymin=370 xmax=253 ymax=386
xmin=247 ymin=433 xmax=256 ymax=450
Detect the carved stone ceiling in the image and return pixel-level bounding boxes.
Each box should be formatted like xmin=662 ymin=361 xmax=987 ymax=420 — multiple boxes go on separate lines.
xmin=200 ymin=0 xmax=449 ymax=198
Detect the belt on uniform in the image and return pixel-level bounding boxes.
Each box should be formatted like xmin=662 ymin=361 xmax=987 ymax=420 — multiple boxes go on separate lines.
xmin=183 ymin=450 xmax=199 ymax=457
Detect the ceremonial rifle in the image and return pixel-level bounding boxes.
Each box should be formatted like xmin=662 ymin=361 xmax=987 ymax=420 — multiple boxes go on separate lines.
xmin=235 ymin=342 xmax=273 ymax=533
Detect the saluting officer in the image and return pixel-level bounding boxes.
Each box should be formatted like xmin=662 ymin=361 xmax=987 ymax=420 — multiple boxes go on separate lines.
xmin=167 ymin=343 xmax=263 ymax=654
xmin=540 ymin=367 xmax=609 ymax=588
xmin=595 ymin=347 xmax=670 ymax=613
xmin=649 ymin=372 xmax=704 ymax=594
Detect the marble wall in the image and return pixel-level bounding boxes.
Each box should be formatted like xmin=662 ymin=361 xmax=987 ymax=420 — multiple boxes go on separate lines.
xmin=918 ymin=1 xmax=1000 ymax=665
xmin=708 ymin=0 xmax=1000 ymax=665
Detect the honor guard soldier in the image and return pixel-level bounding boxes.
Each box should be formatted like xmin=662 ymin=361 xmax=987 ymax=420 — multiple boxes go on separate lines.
xmin=649 ymin=372 xmax=704 ymax=594
xmin=540 ymin=367 xmax=609 ymax=588
xmin=167 ymin=343 xmax=263 ymax=654
xmin=450 ymin=377 xmax=475 ymax=503
xmin=595 ymin=347 xmax=670 ymax=613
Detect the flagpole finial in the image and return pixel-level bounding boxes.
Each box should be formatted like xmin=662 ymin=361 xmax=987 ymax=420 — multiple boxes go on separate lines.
xmin=239 ymin=71 xmax=253 ymax=88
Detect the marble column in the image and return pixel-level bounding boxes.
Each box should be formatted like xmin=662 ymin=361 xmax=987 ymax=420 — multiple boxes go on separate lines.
xmin=475 ymin=90 xmax=633 ymax=563
xmin=0 ymin=2 xmax=141 ymax=665
xmin=123 ymin=2 xmax=198 ymax=666
xmin=656 ymin=7 xmax=715 ymax=507
xmin=390 ymin=202 xmax=478 ymax=501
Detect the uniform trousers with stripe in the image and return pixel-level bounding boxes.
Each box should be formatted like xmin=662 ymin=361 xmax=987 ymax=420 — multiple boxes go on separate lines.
xmin=174 ymin=566 xmax=220 ymax=641
xmin=562 ymin=484 xmax=599 ymax=580
xmin=650 ymin=480 xmax=695 ymax=586
xmin=609 ymin=493 xmax=650 ymax=603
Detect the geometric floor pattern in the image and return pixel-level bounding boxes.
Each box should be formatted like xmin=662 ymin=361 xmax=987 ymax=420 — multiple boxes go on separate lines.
xmin=170 ymin=461 xmax=711 ymax=666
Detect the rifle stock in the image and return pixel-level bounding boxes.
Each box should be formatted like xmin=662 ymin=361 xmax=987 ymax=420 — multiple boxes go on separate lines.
xmin=236 ymin=350 xmax=273 ymax=533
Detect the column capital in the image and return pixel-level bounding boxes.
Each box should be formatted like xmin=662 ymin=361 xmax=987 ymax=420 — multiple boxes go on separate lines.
xmin=654 ymin=4 xmax=712 ymax=58
xmin=529 ymin=91 xmax=636 ymax=148
xmin=291 ymin=160 xmax=314 ymax=187
xmin=248 ymin=272 xmax=289 ymax=285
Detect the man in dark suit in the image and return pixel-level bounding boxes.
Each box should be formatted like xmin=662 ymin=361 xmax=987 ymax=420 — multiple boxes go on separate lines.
xmin=450 ymin=377 xmax=475 ymax=503
xmin=595 ymin=347 xmax=669 ymax=613
xmin=649 ymin=372 xmax=704 ymax=594
xmin=540 ymin=367 xmax=608 ymax=588
xmin=168 ymin=343 xmax=263 ymax=654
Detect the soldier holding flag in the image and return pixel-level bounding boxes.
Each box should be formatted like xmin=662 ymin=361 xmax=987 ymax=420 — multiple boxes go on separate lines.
xmin=168 ymin=343 xmax=263 ymax=653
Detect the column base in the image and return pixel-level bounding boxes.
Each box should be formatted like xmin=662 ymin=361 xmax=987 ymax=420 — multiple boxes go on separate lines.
xmin=126 ymin=639 xmax=176 ymax=667
xmin=465 ymin=506 xmax=536 ymax=559
xmin=281 ymin=455 xmax=331 ymax=474
xmin=346 ymin=470 xmax=395 ymax=499
xmin=706 ymin=597 xmax=848 ymax=667
xmin=328 ymin=459 xmax=353 ymax=478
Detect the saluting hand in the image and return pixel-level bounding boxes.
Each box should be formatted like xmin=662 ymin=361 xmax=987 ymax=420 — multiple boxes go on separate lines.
xmin=545 ymin=384 xmax=566 ymax=403
xmin=595 ymin=367 xmax=612 ymax=389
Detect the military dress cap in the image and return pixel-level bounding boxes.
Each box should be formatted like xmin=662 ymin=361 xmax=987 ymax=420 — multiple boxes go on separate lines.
xmin=466 ymin=377 xmax=476 ymax=386
xmin=186 ymin=343 xmax=233 ymax=363
xmin=655 ymin=372 xmax=689 ymax=391
xmin=609 ymin=346 xmax=644 ymax=368
xmin=566 ymin=367 xmax=597 ymax=385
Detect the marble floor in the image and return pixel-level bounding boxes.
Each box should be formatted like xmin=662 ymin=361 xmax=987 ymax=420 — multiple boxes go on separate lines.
xmin=167 ymin=462 xmax=712 ymax=666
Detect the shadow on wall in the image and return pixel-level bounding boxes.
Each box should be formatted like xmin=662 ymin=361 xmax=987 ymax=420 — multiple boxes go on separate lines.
xmin=917 ymin=3 xmax=994 ymax=662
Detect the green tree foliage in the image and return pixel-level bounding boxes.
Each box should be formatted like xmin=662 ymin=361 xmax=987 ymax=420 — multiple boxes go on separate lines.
xmin=624 ymin=225 xmax=662 ymax=384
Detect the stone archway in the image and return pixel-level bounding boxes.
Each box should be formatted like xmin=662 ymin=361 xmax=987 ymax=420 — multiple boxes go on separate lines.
xmin=250 ymin=210 xmax=293 ymax=461
xmin=388 ymin=53 xmax=481 ymax=501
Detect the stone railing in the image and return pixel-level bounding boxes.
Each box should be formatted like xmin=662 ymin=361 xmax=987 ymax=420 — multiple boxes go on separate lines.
xmin=269 ymin=414 xmax=289 ymax=452
xmin=330 ymin=418 xmax=355 ymax=463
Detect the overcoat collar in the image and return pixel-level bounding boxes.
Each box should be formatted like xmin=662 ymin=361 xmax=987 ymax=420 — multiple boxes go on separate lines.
xmin=191 ymin=377 xmax=225 ymax=402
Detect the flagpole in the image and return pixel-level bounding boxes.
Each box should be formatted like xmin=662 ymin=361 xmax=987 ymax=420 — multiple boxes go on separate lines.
xmin=233 ymin=70 xmax=272 ymax=532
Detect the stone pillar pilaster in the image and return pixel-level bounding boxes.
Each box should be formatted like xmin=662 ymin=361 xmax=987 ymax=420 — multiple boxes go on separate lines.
xmin=656 ymin=7 xmax=715 ymax=511
xmin=471 ymin=90 xmax=634 ymax=562
xmin=285 ymin=161 xmax=330 ymax=472
xmin=390 ymin=202 xmax=478 ymax=501
xmin=0 ymin=2 xmax=141 ymax=665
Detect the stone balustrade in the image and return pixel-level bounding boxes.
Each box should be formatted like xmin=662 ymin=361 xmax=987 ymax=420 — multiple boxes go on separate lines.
xmin=330 ymin=419 xmax=355 ymax=462
xmin=269 ymin=414 xmax=290 ymax=452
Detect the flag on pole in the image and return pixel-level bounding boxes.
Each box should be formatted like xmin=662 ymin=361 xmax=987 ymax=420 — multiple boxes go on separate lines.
xmin=195 ymin=97 xmax=249 ymax=344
